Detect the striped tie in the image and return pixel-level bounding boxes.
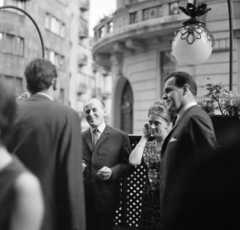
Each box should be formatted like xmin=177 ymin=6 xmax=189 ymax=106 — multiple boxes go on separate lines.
xmin=92 ymin=128 xmax=98 ymax=149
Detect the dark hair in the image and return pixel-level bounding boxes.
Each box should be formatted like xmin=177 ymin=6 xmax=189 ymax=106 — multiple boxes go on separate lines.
xmin=24 ymin=58 xmax=57 ymax=94
xmin=0 ymin=82 xmax=16 ymax=146
xmin=148 ymin=99 xmax=170 ymax=122
xmin=164 ymin=71 xmax=197 ymax=96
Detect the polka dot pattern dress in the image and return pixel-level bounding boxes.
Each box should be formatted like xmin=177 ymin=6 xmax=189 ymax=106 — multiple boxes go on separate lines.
xmin=138 ymin=140 xmax=162 ymax=230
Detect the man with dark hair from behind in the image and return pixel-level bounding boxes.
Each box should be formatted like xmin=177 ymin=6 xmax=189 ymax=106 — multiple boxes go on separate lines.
xmin=8 ymin=58 xmax=85 ymax=230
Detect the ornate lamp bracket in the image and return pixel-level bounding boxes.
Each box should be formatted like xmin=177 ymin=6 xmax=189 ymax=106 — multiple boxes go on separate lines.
xmin=171 ymin=3 xmax=215 ymax=47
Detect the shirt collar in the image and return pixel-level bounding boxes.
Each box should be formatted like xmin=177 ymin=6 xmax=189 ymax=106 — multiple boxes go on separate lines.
xmin=90 ymin=122 xmax=106 ymax=134
xmin=177 ymin=102 xmax=197 ymax=120
xmin=36 ymin=92 xmax=53 ymax=101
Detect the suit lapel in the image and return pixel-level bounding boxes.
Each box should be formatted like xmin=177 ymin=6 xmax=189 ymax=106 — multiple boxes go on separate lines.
xmin=161 ymin=105 xmax=199 ymax=155
xmin=93 ymin=125 xmax=111 ymax=153
xmin=84 ymin=129 xmax=93 ymax=151
xmin=161 ymin=123 xmax=179 ymax=155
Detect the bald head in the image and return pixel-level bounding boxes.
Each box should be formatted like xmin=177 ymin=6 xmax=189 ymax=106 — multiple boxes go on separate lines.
xmin=84 ymin=98 xmax=106 ymax=128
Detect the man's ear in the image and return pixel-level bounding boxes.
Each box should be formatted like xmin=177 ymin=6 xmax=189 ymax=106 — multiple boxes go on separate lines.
xmin=183 ymin=84 xmax=190 ymax=95
xmin=52 ymin=78 xmax=57 ymax=91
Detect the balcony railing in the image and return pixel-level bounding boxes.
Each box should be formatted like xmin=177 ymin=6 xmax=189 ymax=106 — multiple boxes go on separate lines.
xmin=94 ymin=0 xmax=184 ymax=41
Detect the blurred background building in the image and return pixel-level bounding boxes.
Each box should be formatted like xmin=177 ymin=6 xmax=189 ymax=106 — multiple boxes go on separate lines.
xmin=2 ymin=0 xmax=239 ymax=134
xmin=0 ymin=0 xmax=112 ymax=131
xmin=92 ymin=0 xmax=240 ymax=134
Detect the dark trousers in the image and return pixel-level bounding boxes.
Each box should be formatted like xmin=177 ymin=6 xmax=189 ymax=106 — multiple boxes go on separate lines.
xmin=85 ymin=199 xmax=115 ymax=230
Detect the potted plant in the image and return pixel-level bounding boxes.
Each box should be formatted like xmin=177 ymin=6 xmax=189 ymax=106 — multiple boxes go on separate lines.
xmin=198 ymin=78 xmax=240 ymax=149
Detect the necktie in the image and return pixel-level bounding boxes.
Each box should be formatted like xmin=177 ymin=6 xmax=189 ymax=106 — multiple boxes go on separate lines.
xmin=172 ymin=116 xmax=178 ymax=126
xmin=92 ymin=128 xmax=98 ymax=149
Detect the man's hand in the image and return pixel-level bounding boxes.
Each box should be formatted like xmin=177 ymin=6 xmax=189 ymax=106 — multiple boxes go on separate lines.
xmin=97 ymin=166 xmax=112 ymax=180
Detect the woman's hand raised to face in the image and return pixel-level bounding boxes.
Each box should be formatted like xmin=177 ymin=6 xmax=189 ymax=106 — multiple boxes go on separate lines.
xmin=143 ymin=123 xmax=151 ymax=139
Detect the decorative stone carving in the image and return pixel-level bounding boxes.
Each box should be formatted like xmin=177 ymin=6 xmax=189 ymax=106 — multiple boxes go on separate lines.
xmin=110 ymin=52 xmax=123 ymax=77
xmin=125 ymin=38 xmax=147 ymax=51
xmin=143 ymin=5 xmax=163 ymax=20
xmin=95 ymin=53 xmax=111 ymax=70
xmin=113 ymin=42 xmax=133 ymax=53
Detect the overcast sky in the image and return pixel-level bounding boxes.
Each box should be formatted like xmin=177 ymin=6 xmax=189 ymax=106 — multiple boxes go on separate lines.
xmin=89 ymin=0 xmax=116 ymax=36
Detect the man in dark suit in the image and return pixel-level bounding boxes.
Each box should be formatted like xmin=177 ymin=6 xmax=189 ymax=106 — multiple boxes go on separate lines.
xmin=82 ymin=98 xmax=133 ymax=230
xmin=8 ymin=58 xmax=85 ymax=230
xmin=161 ymin=71 xmax=218 ymax=230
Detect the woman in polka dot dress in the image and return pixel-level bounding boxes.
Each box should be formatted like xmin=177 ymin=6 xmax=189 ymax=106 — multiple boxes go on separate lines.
xmin=129 ymin=100 xmax=171 ymax=230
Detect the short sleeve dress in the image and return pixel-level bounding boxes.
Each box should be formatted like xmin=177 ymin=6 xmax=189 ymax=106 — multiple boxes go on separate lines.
xmin=0 ymin=157 xmax=28 ymax=230
xmin=138 ymin=140 xmax=162 ymax=230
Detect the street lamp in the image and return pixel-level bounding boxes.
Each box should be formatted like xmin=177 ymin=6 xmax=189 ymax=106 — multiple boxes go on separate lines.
xmin=171 ymin=0 xmax=233 ymax=91
xmin=171 ymin=3 xmax=214 ymax=66
xmin=0 ymin=5 xmax=45 ymax=58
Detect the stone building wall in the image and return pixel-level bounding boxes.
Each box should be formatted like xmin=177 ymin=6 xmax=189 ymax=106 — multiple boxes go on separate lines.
xmin=93 ymin=0 xmax=240 ymax=134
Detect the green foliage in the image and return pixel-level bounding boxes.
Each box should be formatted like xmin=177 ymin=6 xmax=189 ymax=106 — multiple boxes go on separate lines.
xmin=198 ymin=78 xmax=240 ymax=117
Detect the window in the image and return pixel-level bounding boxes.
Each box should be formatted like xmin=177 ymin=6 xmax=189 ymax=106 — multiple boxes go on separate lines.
xmin=0 ymin=74 xmax=23 ymax=96
xmin=45 ymin=48 xmax=50 ymax=60
xmin=49 ymin=50 xmax=55 ymax=64
xmin=0 ymin=0 xmax=4 ymax=7
xmin=6 ymin=0 xmax=26 ymax=15
xmin=50 ymin=17 xmax=57 ymax=34
xmin=0 ymin=33 xmax=3 ymax=48
xmin=59 ymin=56 xmax=65 ymax=70
xmin=5 ymin=34 xmax=13 ymax=53
xmin=45 ymin=13 xmax=65 ymax=38
xmin=0 ymin=32 xmax=24 ymax=56
xmin=15 ymin=0 xmax=25 ymax=10
xmin=60 ymin=23 xmax=65 ymax=38
xmin=45 ymin=48 xmax=65 ymax=70
xmin=45 ymin=14 xmax=50 ymax=30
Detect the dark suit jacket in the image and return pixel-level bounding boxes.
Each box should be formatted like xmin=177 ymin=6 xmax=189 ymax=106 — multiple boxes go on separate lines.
xmin=160 ymin=105 xmax=218 ymax=230
xmin=8 ymin=94 xmax=85 ymax=230
xmin=82 ymin=124 xmax=132 ymax=214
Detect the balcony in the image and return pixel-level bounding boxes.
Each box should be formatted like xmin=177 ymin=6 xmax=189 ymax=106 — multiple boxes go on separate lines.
xmin=92 ymin=0 xmax=189 ymax=63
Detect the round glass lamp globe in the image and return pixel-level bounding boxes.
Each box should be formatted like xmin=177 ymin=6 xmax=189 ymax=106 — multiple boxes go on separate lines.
xmin=172 ymin=32 xmax=213 ymax=65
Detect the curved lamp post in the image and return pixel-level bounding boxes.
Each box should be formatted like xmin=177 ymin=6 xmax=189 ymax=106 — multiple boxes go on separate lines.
xmin=227 ymin=0 xmax=233 ymax=91
xmin=171 ymin=0 xmax=233 ymax=91
xmin=0 ymin=5 xmax=45 ymax=58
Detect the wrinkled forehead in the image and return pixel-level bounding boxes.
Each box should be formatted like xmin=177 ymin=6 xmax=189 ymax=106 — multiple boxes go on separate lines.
xmin=84 ymin=99 xmax=103 ymax=111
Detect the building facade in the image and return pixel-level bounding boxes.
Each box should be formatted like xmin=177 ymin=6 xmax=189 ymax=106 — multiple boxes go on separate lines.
xmin=92 ymin=0 xmax=240 ymax=134
xmin=0 ymin=0 xmax=95 ymax=110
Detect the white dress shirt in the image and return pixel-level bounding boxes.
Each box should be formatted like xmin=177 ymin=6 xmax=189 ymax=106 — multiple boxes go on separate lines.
xmin=176 ymin=102 xmax=197 ymax=122
xmin=90 ymin=122 xmax=106 ymax=140
xmin=36 ymin=92 xmax=53 ymax=101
